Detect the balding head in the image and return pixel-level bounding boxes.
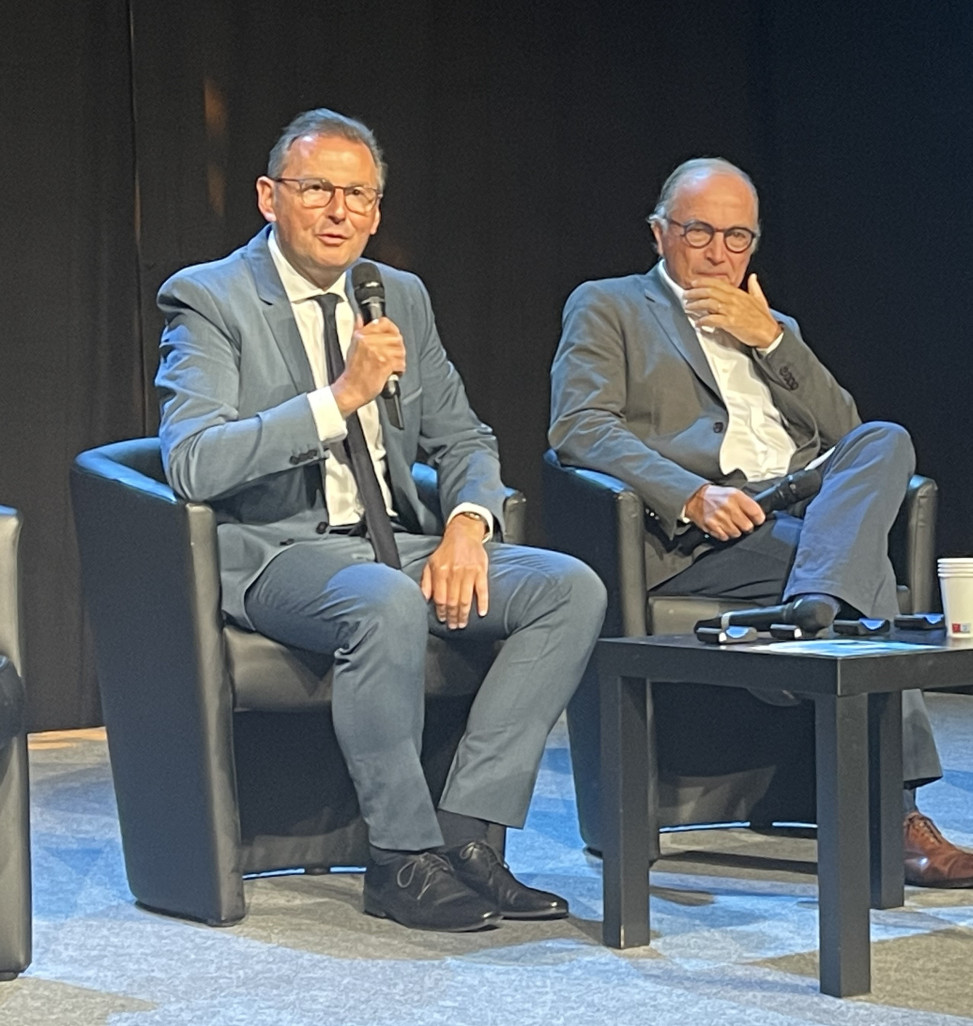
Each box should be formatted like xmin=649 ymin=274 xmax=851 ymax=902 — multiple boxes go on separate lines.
xmin=649 ymin=157 xmax=759 ymax=229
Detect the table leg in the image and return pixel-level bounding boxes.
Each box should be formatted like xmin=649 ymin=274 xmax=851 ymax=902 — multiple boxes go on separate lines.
xmin=869 ymin=691 xmax=904 ymax=909
xmin=814 ymin=692 xmax=871 ymax=997
xmin=645 ymin=682 xmax=661 ymax=865
xmin=601 ymin=670 xmax=651 ymax=949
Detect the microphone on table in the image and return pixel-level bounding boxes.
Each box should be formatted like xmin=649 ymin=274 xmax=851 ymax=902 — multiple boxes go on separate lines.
xmin=691 ymin=466 xmax=833 ymax=636
xmin=696 ymin=595 xmax=837 ymax=635
xmin=351 ymin=261 xmax=403 ymax=429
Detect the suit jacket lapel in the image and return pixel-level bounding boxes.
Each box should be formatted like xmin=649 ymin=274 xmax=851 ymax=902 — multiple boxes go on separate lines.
xmin=245 ymin=227 xmax=316 ymax=394
xmin=642 ymin=264 xmax=721 ymax=399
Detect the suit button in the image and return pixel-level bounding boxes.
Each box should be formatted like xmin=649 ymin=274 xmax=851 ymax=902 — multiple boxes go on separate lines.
xmin=713 ymin=422 xmax=725 ymax=433
xmin=316 ymin=522 xmax=328 ymax=534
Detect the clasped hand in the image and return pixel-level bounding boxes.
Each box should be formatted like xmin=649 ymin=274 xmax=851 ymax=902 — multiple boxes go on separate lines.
xmin=685 ymin=484 xmax=765 ymax=542
xmin=683 ymin=273 xmax=779 ymax=349
xmin=332 ymin=315 xmax=406 ymax=418
xmin=420 ymin=516 xmax=490 ymax=629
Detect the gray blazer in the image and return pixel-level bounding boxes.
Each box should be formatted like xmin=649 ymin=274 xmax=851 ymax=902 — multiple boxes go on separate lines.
xmin=549 ymin=263 xmax=860 ymax=588
xmin=156 ymin=226 xmax=505 ymax=627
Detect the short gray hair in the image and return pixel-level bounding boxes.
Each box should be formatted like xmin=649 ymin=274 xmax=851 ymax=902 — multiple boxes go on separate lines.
xmin=647 ymin=157 xmax=759 ymax=231
xmin=266 ymin=108 xmax=387 ymax=190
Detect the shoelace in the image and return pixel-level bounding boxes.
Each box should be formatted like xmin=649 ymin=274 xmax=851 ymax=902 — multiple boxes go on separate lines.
xmin=906 ymin=812 xmax=945 ymax=848
xmin=395 ymin=852 xmax=453 ymax=899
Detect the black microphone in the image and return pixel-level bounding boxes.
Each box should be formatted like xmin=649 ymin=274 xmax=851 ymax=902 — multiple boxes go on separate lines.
xmin=750 ymin=466 xmax=823 ymax=514
xmin=351 ymin=261 xmax=403 ymax=429
xmin=696 ymin=595 xmax=837 ymax=634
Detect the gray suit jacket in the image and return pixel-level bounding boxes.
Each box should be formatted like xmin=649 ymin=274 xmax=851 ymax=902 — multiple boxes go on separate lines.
xmin=156 ymin=226 xmax=505 ymax=627
xmin=549 ymin=262 xmax=861 ymax=589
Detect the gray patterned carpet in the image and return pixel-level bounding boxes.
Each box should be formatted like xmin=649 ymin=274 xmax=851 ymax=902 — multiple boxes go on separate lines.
xmin=2 ymin=692 xmax=972 ymax=1025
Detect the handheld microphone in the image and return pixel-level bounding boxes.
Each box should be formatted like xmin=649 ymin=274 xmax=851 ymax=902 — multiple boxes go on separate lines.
xmin=351 ymin=261 xmax=403 ymax=429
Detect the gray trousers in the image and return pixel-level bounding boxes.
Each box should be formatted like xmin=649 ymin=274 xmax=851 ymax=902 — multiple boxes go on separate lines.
xmin=653 ymin=421 xmax=942 ymax=785
xmin=244 ymin=534 xmax=607 ymax=850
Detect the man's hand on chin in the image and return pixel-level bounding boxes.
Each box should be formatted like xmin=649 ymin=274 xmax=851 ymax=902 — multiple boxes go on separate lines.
xmin=420 ymin=515 xmax=490 ymax=629
xmin=683 ymin=273 xmax=781 ymax=349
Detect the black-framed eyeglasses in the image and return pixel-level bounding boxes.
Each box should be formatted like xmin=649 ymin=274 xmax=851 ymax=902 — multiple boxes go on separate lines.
xmin=665 ymin=218 xmax=758 ymax=253
xmin=272 ymin=177 xmax=382 ymax=214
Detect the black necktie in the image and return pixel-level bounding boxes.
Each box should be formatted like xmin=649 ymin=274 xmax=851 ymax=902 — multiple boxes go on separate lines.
xmin=315 ymin=293 xmax=401 ymax=568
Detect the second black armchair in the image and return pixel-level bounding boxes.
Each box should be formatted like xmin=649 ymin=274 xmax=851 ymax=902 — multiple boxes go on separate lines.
xmin=541 ymin=448 xmax=938 ymax=855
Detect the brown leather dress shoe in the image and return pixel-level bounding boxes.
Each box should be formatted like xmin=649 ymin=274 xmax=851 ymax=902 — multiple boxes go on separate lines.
xmin=904 ymin=811 xmax=973 ymax=887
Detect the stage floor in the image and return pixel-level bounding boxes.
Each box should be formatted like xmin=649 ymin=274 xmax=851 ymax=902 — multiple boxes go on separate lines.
xmin=3 ymin=694 xmax=973 ymax=1025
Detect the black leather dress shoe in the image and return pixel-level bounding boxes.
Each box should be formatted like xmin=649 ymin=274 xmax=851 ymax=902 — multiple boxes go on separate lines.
xmin=363 ymin=851 xmax=501 ymax=932
xmin=444 ymin=840 xmax=569 ymax=920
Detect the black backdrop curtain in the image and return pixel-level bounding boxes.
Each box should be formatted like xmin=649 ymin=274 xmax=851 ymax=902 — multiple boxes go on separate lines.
xmin=2 ymin=0 xmax=971 ymax=730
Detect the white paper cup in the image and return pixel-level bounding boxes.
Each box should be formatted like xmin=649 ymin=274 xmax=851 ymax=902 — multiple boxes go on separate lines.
xmin=938 ymin=557 xmax=973 ymax=637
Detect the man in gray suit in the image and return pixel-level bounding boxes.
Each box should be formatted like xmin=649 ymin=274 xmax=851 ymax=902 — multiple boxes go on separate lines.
xmin=156 ymin=108 xmax=606 ymax=932
xmin=550 ymin=156 xmax=973 ymax=887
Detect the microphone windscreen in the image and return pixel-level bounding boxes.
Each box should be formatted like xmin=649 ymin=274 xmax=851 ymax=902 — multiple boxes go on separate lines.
xmin=753 ymin=466 xmax=823 ymax=514
xmin=784 ymin=467 xmax=822 ymax=503
xmin=351 ymin=261 xmax=384 ymax=303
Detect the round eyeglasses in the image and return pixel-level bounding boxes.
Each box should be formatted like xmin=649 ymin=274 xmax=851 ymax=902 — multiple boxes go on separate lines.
xmin=272 ymin=177 xmax=381 ymax=214
xmin=665 ymin=218 xmax=758 ymax=253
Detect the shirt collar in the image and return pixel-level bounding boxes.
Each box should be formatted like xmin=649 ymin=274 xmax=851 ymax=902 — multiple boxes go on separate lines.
xmin=657 ymin=260 xmax=686 ymax=305
xmin=267 ymin=229 xmax=347 ymax=305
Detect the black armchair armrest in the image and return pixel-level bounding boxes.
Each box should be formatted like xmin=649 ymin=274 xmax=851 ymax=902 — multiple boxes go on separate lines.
xmin=411 ymin=462 xmax=527 ymax=546
xmin=541 ymin=450 xmax=646 ymax=636
xmin=0 ymin=507 xmax=24 ymax=677
xmin=0 ymin=505 xmax=30 ymax=979
xmin=70 ymin=440 xmax=242 ymax=921
xmin=890 ymin=474 xmax=938 ymax=613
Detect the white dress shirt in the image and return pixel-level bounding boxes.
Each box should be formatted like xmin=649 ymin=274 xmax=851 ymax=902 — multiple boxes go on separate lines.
xmin=659 ymin=262 xmax=795 ymax=481
xmin=268 ymin=231 xmax=393 ymax=525
xmin=268 ymin=231 xmax=493 ymax=535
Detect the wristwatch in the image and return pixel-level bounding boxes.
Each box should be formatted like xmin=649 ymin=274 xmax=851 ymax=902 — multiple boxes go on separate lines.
xmin=455 ymin=510 xmax=490 ymax=536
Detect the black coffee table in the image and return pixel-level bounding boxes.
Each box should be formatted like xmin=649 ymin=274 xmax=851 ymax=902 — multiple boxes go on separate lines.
xmin=597 ymin=628 xmax=973 ymax=997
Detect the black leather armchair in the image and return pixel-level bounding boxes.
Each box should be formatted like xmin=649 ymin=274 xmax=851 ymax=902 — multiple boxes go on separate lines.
xmin=541 ymin=448 xmax=938 ymax=853
xmin=0 ymin=505 xmax=30 ymax=979
xmin=71 ymin=438 xmax=524 ymax=926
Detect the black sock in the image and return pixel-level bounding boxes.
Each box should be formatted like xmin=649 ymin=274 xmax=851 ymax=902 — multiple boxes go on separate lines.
xmin=437 ymin=809 xmax=489 ymax=847
xmin=368 ymin=844 xmax=424 ymax=866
